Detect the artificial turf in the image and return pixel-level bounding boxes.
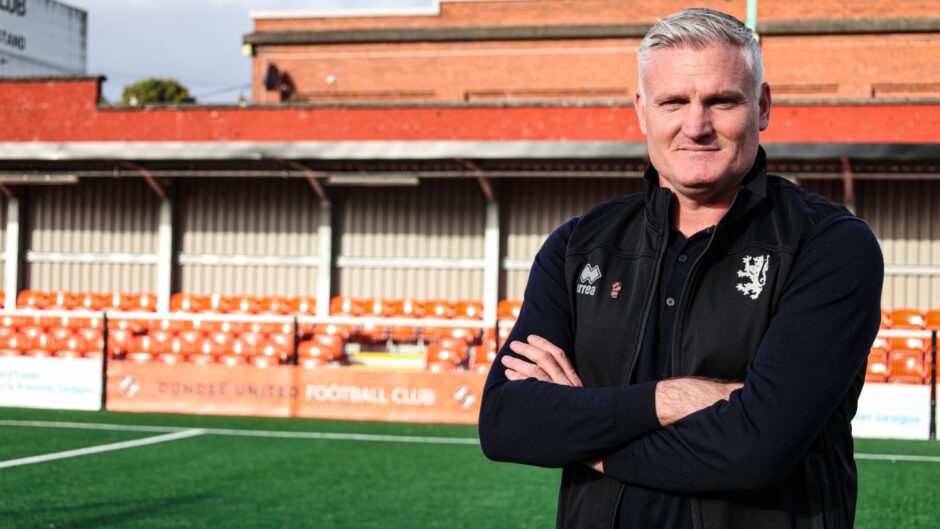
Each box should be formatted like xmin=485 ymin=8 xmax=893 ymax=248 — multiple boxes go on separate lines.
xmin=0 ymin=407 xmax=937 ymax=529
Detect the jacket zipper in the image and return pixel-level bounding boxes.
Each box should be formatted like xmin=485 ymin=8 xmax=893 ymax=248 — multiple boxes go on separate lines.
xmin=668 ymin=191 xmax=742 ymax=525
xmin=609 ymin=194 xmax=671 ymax=529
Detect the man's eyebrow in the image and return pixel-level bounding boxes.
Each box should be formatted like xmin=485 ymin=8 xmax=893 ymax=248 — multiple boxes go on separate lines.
xmin=706 ymin=90 xmax=747 ymax=100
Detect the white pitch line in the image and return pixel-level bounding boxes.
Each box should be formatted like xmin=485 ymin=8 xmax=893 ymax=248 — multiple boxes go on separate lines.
xmin=0 ymin=419 xmax=480 ymax=445
xmin=854 ymin=453 xmax=940 ymax=463
xmin=0 ymin=428 xmax=206 ymax=470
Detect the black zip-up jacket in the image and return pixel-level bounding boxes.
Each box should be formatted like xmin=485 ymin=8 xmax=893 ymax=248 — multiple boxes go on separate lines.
xmin=479 ymin=149 xmax=884 ymax=529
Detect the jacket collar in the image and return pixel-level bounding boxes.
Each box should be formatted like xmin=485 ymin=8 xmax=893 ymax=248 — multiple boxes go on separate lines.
xmin=642 ymin=146 xmax=769 ymax=232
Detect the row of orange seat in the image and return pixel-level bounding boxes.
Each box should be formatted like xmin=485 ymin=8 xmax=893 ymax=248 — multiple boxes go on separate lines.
xmin=880 ymin=308 xmax=940 ymax=329
xmin=8 ymin=290 xmax=940 ymax=328
xmin=866 ymin=350 xmax=934 ymax=384
xmin=10 ymin=290 xmax=526 ymax=319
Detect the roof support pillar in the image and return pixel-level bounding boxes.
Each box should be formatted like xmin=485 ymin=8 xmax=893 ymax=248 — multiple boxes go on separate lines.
xmin=4 ymin=196 xmax=20 ymax=309
xmin=316 ymin=200 xmax=333 ymax=318
xmin=483 ymin=200 xmax=500 ymax=327
xmin=156 ymin=198 xmax=174 ymax=312
xmin=841 ymin=157 xmax=856 ymax=215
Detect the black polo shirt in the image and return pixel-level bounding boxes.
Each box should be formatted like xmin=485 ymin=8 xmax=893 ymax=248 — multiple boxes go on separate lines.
xmin=622 ymin=226 xmax=712 ymax=529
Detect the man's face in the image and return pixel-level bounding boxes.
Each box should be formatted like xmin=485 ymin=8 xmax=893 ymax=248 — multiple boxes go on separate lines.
xmin=635 ymin=43 xmax=771 ymax=203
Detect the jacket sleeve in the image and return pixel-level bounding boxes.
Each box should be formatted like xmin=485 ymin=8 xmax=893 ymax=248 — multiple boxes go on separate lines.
xmin=478 ymin=218 xmax=661 ymax=468
xmin=599 ymin=217 xmax=884 ymax=492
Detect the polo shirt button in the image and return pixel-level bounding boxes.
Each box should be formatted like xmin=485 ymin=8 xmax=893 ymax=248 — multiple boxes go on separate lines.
xmin=678 ymin=255 xmax=688 ymax=263
xmin=665 ymin=297 xmax=676 ymax=307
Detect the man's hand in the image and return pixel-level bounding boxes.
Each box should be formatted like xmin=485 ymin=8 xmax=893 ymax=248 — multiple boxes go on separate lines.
xmin=501 ymin=334 xmax=583 ymax=387
xmin=655 ymin=378 xmax=743 ymax=427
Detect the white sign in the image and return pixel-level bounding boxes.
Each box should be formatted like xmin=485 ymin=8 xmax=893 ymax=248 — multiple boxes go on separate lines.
xmin=0 ymin=356 xmax=102 ymax=410
xmin=0 ymin=0 xmax=86 ymax=75
xmin=852 ymin=383 xmax=931 ymax=440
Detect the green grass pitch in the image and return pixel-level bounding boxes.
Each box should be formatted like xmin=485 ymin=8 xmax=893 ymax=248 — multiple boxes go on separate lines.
xmin=0 ymin=407 xmax=937 ymax=528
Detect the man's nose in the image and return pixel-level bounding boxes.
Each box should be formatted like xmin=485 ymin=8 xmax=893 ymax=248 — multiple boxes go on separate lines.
xmin=681 ymin=104 xmax=714 ymax=141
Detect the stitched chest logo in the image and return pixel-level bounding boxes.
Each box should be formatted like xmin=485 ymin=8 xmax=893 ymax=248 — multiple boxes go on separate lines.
xmin=577 ymin=263 xmax=602 ymax=296
xmin=735 ymin=255 xmax=770 ymax=300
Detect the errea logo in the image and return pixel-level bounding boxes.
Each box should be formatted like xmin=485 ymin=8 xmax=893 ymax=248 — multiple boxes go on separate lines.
xmin=577 ymin=263 xmax=601 ymax=296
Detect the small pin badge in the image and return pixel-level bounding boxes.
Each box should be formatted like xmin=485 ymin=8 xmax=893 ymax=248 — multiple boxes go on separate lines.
xmin=610 ymin=282 xmax=622 ymax=299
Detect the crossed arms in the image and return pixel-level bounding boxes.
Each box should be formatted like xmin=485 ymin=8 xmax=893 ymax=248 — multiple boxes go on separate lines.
xmin=478 ymin=217 xmax=883 ymax=493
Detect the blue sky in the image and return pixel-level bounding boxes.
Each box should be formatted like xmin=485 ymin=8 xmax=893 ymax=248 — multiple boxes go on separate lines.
xmin=66 ymin=0 xmax=432 ymax=103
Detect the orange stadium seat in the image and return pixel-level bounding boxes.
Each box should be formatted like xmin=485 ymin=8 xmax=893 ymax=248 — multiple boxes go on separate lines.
xmin=46 ymin=291 xmax=77 ymax=310
xmin=865 ymin=349 xmax=887 ymax=383
xmin=166 ymin=336 xmax=197 ymax=356
xmin=390 ymin=298 xmax=422 ymax=342
xmin=455 ymin=300 xmax=484 ymax=320
xmin=290 ymin=296 xmax=317 ymax=314
xmin=202 ymin=293 xmax=232 ymax=313
xmin=100 ymin=292 xmax=129 ymax=311
xmin=259 ymin=296 xmax=291 ymax=315
xmin=887 ymin=351 xmax=928 ymax=384
xmin=330 ymin=296 xmax=364 ymax=316
xmin=73 ymin=292 xmax=102 ymax=311
xmin=889 ymin=308 xmax=925 ymax=329
xmin=107 ymin=329 xmax=134 ymax=357
xmin=1 ymin=314 xmax=26 ymax=329
xmin=268 ymin=332 xmax=295 ymax=352
xmin=880 ymin=309 xmax=891 ymax=329
xmin=75 ymin=327 xmax=104 ymax=350
xmin=130 ymin=335 xmax=166 ymax=356
xmin=298 ymin=341 xmax=336 ymax=366
xmin=498 ymin=300 xmax=522 ymax=320
xmin=170 ymin=293 xmax=202 ymax=312
xmin=357 ymin=297 xmax=390 ymax=342
xmin=129 ymin=293 xmax=158 ymax=312
xmin=870 ymin=336 xmax=889 ymax=352
xmin=888 ymin=336 xmax=928 ymax=353
xmin=424 ymin=300 xmax=455 ymax=319
xmin=230 ymin=296 xmax=260 ymax=314
xmin=926 ymin=309 xmax=940 ymax=330
xmin=110 ymin=317 xmax=147 ymax=335
xmin=19 ymin=325 xmax=44 ymax=342
xmin=255 ymin=341 xmax=290 ymax=363
xmin=17 ymin=290 xmax=48 ymax=309
xmin=0 ymin=334 xmax=29 ymax=355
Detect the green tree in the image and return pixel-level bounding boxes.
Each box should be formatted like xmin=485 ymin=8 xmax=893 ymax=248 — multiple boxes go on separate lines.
xmin=121 ymin=78 xmax=195 ymax=105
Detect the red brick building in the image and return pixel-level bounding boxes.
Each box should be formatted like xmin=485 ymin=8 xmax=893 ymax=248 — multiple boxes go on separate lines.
xmin=244 ymin=0 xmax=940 ymax=103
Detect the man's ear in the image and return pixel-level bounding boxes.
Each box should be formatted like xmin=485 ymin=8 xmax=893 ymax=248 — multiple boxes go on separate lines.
xmin=758 ymin=82 xmax=771 ymax=131
xmin=635 ymin=89 xmax=647 ymax=135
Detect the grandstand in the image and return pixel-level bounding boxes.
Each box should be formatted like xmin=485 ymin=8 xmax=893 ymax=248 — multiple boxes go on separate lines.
xmin=0 ymin=0 xmax=937 ymax=429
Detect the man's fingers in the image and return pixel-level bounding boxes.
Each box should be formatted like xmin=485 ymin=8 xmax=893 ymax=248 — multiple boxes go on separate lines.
xmin=509 ymin=340 xmax=572 ymax=385
xmin=527 ymin=335 xmax=583 ymax=387
xmin=500 ymin=354 xmax=551 ymax=382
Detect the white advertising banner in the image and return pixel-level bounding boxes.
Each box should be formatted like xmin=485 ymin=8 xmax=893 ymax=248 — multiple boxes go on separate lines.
xmin=0 ymin=356 xmax=102 ymax=410
xmin=0 ymin=0 xmax=86 ymax=74
xmin=852 ymin=383 xmax=931 ymax=440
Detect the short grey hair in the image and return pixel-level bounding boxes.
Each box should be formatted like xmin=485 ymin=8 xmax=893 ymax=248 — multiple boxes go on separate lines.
xmin=637 ymin=8 xmax=764 ymax=99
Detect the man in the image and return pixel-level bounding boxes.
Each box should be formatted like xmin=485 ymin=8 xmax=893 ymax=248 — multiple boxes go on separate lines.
xmin=478 ymin=8 xmax=882 ymax=529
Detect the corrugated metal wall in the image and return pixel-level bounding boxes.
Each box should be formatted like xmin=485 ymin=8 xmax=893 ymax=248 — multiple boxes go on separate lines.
xmin=179 ymin=179 xmax=320 ymax=296
xmin=858 ymin=180 xmax=940 ymax=310
xmin=26 ymin=179 xmax=159 ymax=292
xmin=337 ymin=179 xmax=485 ymax=299
xmin=500 ymin=178 xmax=643 ymax=299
